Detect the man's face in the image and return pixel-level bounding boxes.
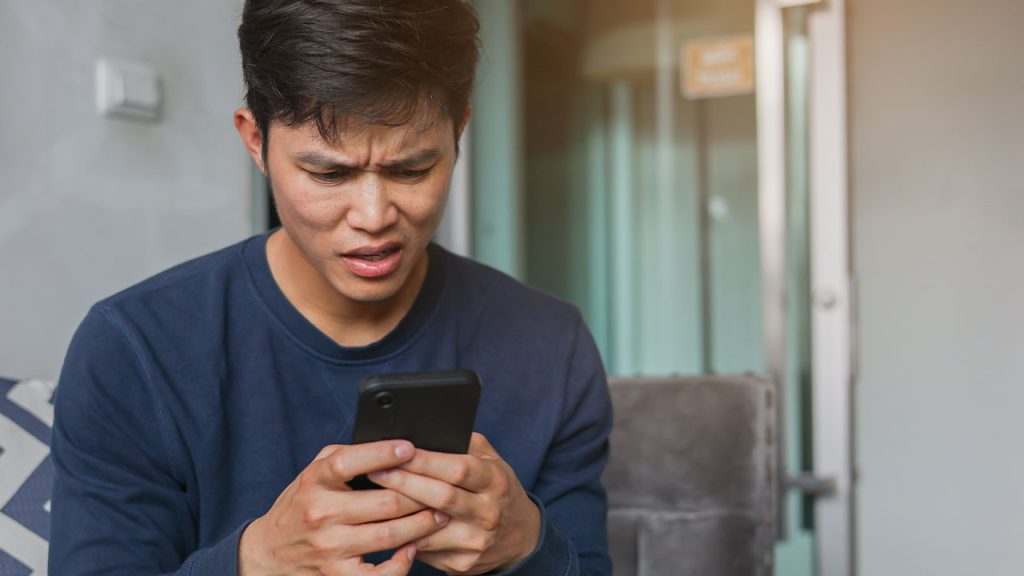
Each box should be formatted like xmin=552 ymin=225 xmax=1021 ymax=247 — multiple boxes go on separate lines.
xmin=258 ymin=113 xmax=459 ymax=305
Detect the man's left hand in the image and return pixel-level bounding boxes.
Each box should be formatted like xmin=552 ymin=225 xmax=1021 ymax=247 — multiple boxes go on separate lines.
xmin=368 ymin=432 xmax=541 ymax=575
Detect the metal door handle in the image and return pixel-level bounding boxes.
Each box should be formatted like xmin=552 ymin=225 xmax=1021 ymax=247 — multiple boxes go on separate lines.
xmin=787 ymin=473 xmax=838 ymax=497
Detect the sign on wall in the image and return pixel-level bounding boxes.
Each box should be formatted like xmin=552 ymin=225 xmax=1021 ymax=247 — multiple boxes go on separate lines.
xmin=682 ymin=36 xmax=756 ymax=99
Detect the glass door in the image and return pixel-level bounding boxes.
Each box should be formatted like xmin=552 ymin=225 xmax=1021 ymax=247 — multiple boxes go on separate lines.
xmin=512 ymin=0 xmax=763 ymax=378
xmin=462 ymin=1 xmax=852 ymax=574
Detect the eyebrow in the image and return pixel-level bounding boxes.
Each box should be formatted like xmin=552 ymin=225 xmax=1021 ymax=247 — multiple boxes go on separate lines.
xmin=294 ymin=148 xmax=442 ymax=170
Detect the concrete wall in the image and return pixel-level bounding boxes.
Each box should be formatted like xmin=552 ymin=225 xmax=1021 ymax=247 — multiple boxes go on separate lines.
xmin=850 ymin=0 xmax=1024 ymax=574
xmin=0 ymin=1 xmax=251 ymax=380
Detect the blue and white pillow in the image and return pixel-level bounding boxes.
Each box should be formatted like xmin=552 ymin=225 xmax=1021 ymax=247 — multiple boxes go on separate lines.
xmin=0 ymin=377 xmax=54 ymax=576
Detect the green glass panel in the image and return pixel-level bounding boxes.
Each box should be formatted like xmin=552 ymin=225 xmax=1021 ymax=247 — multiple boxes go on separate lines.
xmin=774 ymin=6 xmax=815 ymax=575
xmin=471 ymin=0 xmax=524 ymax=278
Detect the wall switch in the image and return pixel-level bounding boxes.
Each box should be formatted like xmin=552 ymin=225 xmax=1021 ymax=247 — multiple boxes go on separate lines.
xmin=96 ymin=58 xmax=162 ymax=121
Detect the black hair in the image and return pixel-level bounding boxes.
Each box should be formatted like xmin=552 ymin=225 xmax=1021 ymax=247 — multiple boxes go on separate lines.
xmin=238 ymin=0 xmax=479 ymax=152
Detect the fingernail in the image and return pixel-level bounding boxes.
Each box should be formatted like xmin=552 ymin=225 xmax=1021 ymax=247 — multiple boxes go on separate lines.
xmin=434 ymin=511 xmax=450 ymax=525
xmin=369 ymin=470 xmax=389 ymax=482
xmin=406 ymin=545 xmax=417 ymax=561
xmin=394 ymin=442 xmax=414 ymax=460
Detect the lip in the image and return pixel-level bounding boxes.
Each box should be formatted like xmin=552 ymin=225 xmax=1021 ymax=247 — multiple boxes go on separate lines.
xmin=340 ymin=242 xmax=403 ymax=279
xmin=343 ymin=242 xmax=402 ymax=258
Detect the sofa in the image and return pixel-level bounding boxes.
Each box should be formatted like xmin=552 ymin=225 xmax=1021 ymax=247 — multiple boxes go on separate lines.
xmin=0 ymin=375 xmax=775 ymax=575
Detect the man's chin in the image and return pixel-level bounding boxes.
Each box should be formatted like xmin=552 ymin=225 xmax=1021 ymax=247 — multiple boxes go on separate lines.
xmin=336 ymin=285 xmax=399 ymax=304
xmin=328 ymin=275 xmax=404 ymax=305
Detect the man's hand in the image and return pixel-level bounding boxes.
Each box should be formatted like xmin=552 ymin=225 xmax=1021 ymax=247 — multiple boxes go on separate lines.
xmin=367 ymin=433 xmax=541 ymax=575
xmin=238 ymin=440 xmax=451 ymax=576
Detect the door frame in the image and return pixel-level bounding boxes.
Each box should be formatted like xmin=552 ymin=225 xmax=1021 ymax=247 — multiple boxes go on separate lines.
xmin=757 ymin=0 xmax=853 ymax=574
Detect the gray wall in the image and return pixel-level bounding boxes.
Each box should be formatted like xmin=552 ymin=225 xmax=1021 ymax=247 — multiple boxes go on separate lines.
xmin=850 ymin=0 xmax=1024 ymax=574
xmin=0 ymin=1 xmax=252 ymax=380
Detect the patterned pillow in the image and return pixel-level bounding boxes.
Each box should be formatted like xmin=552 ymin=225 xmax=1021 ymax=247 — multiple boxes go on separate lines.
xmin=0 ymin=378 xmax=54 ymax=576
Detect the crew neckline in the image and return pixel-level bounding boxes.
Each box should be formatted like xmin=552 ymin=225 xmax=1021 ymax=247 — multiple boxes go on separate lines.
xmin=242 ymin=230 xmax=448 ymax=363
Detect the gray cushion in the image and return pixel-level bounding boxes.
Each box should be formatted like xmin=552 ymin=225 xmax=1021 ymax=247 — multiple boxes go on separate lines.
xmin=604 ymin=376 xmax=775 ymax=576
xmin=608 ymin=510 xmax=640 ymax=576
xmin=640 ymin=512 xmax=761 ymax=576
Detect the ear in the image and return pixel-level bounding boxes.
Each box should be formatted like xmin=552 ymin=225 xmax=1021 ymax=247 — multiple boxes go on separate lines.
xmin=234 ymin=108 xmax=266 ymax=174
xmin=456 ymin=105 xmax=473 ymax=140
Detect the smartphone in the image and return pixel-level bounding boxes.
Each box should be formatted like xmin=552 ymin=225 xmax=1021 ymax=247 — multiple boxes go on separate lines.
xmin=348 ymin=369 xmax=482 ymax=489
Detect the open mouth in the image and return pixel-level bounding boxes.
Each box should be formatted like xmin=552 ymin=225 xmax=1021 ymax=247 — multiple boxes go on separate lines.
xmin=351 ymin=246 xmax=400 ymax=262
xmin=340 ymin=244 xmax=404 ymax=278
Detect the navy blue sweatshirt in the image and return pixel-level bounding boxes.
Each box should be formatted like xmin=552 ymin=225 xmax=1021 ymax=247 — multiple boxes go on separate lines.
xmin=50 ymin=233 xmax=613 ymax=575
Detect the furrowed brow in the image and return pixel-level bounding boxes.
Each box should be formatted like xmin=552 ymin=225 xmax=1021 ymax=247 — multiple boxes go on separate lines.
xmin=293 ymin=152 xmax=355 ymax=170
xmin=379 ymin=148 xmax=442 ymax=169
xmin=293 ymin=148 xmax=442 ymax=171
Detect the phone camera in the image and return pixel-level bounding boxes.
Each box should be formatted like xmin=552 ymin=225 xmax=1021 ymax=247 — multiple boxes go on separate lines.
xmin=375 ymin=392 xmax=395 ymax=408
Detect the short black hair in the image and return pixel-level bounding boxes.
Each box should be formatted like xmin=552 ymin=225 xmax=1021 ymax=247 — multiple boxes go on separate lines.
xmin=238 ymin=0 xmax=479 ymax=148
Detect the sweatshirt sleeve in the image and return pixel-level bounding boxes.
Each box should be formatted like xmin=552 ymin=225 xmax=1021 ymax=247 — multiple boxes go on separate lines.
xmin=49 ymin=306 xmax=248 ymax=576
xmin=496 ymin=312 xmax=613 ymax=576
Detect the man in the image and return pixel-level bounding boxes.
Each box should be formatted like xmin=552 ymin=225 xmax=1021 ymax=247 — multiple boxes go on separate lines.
xmin=49 ymin=1 xmax=612 ymax=575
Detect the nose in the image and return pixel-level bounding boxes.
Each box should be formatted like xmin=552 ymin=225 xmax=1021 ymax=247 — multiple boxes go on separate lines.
xmin=346 ymin=173 xmax=398 ymax=234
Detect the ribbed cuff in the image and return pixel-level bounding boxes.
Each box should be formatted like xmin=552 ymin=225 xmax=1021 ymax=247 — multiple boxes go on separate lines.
xmin=182 ymin=520 xmax=253 ymax=576
xmin=489 ymin=494 xmax=579 ymax=576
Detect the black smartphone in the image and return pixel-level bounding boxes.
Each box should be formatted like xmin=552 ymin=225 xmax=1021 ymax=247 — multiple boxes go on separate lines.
xmin=348 ymin=369 xmax=482 ymax=490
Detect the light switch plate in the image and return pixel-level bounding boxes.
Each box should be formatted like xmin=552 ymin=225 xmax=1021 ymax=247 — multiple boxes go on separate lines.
xmin=96 ymin=58 xmax=162 ymax=121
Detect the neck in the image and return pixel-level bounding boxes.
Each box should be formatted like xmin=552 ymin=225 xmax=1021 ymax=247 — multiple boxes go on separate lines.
xmin=265 ymin=229 xmax=429 ymax=347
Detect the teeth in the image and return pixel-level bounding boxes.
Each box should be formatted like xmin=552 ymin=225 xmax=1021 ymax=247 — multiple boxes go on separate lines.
xmin=356 ymin=248 xmax=396 ymax=262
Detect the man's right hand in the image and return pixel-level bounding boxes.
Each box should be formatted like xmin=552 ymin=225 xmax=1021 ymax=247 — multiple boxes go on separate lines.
xmin=238 ymin=440 xmax=449 ymax=576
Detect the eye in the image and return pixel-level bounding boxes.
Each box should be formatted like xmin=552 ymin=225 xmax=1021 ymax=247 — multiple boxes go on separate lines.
xmin=308 ymin=170 xmax=352 ymax=184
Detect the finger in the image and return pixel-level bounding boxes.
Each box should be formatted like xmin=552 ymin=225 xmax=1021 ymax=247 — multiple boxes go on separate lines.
xmin=344 ymin=508 xmax=448 ymax=556
xmin=369 ymin=468 xmax=478 ymax=518
xmin=469 ymin=432 xmax=498 ymax=459
xmin=305 ymin=489 xmax=428 ymax=526
xmin=314 ymin=441 xmax=416 ymax=488
xmin=312 ymin=444 xmax=344 ymax=462
xmin=398 ymin=450 xmax=493 ymax=492
xmin=413 ymin=518 xmax=479 ymax=553
xmin=362 ymin=544 xmax=417 ymax=576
